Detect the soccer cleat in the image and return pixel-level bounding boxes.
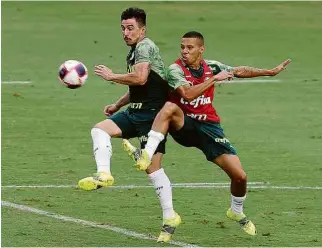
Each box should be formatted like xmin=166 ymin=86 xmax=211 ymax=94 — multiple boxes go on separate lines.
xmin=78 ymin=172 xmax=114 ymax=191
xmin=136 ymin=149 xmax=152 ymax=171
xmin=157 ymin=212 xmax=182 ymax=243
xmin=122 ymin=139 xmax=140 ymax=162
xmin=122 ymin=139 xmax=152 ymax=171
xmin=226 ymin=208 xmax=257 ymax=236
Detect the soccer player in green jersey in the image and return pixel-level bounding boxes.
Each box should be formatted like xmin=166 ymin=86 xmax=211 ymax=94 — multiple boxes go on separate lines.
xmin=78 ymin=8 xmax=181 ymax=241
xmin=124 ymin=31 xmax=291 ymax=238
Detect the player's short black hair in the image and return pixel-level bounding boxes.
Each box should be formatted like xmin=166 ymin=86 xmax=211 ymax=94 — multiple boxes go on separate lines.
xmin=182 ymin=31 xmax=204 ymax=44
xmin=121 ymin=7 xmax=146 ymax=27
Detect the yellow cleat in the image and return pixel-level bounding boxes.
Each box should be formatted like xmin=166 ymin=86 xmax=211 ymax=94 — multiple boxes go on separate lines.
xmin=157 ymin=212 xmax=182 ymax=243
xmin=78 ymin=172 xmax=114 ymax=191
xmin=122 ymin=139 xmax=151 ymax=171
xmin=226 ymin=208 xmax=257 ymax=236
xmin=136 ymin=149 xmax=152 ymax=171
xmin=122 ymin=139 xmax=140 ymax=162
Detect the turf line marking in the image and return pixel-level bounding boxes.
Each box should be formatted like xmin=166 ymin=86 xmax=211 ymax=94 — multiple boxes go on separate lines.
xmin=1 ymin=201 xmax=200 ymax=247
xmin=1 ymin=81 xmax=32 ymax=84
xmin=225 ymin=79 xmax=281 ymax=84
xmin=2 ymin=182 xmax=266 ymax=189
xmin=2 ymin=183 xmax=322 ymax=190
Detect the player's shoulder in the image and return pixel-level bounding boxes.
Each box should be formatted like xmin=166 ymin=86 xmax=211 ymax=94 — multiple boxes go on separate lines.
xmin=168 ymin=63 xmax=183 ymax=73
xmin=136 ymin=37 xmax=157 ymax=50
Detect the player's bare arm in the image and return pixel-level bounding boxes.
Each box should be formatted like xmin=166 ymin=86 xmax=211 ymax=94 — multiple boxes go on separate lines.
xmin=94 ymin=62 xmax=150 ymax=86
xmin=104 ymin=91 xmax=130 ymax=117
xmin=115 ymin=90 xmax=130 ymax=108
xmin=232 ymin=59 xmax=291 ymax=78
xmin=176 ymin=71 xmax=233 ymax=101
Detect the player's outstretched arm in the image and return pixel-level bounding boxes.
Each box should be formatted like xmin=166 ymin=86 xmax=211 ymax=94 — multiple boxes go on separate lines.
xmin=94 ymin=62 xmax=150 ymax=86
xmin=232 ymin=59 xmax=291 ymax=78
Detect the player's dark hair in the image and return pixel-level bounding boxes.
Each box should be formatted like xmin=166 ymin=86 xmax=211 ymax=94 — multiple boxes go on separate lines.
xmin=182 ymin=31 xmax=204 ymax=44
xmin=121 ymin=7 xmax=146 ymax=27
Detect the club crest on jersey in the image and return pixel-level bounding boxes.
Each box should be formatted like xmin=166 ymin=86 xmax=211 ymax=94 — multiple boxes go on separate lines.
xmin=180 ymin=94 xmax=211 ymax=108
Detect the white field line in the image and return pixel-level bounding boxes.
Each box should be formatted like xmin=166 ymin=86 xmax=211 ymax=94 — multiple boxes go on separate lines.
xmin=1 ymin=182 xmax=266 ymax=189
xmin=1 ymin=201 xmax=199 ymax=247
xmin=225 ymin=79 xmax=281 ymax=83
xmin=1 ymin=81 xmax=32 ymax=84
xmin=2 ymin=183 xmax=322 ymax=190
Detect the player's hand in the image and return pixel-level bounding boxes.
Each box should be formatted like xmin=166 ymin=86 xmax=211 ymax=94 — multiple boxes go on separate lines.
xmin=214 ymin=71 xmax=234 ymax=82
xmin=270 ymin=59 xmax=291 ymax=76
xmin=103 ymin=104 xmax=119 ymax=117
xmin=94 ymin=65 xmax=114 ymax=81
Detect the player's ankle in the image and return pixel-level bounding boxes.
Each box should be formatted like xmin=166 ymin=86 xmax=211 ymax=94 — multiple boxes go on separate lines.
xmin=163 ymin=208 xmax=175 ymax=219
xmin=231 ymin=194 xmax=246 ymax=215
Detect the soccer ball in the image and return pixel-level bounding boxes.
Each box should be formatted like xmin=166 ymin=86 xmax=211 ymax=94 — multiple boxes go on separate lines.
xmin=58 ymin=60 xmax=88 ymax=89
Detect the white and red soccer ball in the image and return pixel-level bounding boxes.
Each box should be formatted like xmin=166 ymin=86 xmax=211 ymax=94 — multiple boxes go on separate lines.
xmin=58 ymin=60 xmax=88 ymax=89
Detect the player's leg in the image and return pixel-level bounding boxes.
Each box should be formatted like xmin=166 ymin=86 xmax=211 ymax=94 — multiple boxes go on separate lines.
xmin=91 ymin=119 xmax=122 ymax=174
xmin=213 ymin=154 xmax=256 ymax=235
xmin=135 ymin=102 xmax=185 ymax=169
xmin=214 ymin=154 xmax=247 ymax=197
xmin=78 ymin=111 xmax=135 ymax=191
xmin=122 ymin=110 xmax=181 ymax=243
xmin=198 ymin=122 xmax=256 ymax=235
xmin=213 ymin=154 xmax=247 ymax=214
xmin=145 ymin=153 xmax=181 ymax=243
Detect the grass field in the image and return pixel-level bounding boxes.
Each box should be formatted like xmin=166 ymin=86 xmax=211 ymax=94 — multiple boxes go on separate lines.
xmin=2 ymin=1 xmax=322 ymax=247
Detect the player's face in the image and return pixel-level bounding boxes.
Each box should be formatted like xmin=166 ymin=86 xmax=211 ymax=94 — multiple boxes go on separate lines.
xmin=180 ymin=38 xmax=204 ymax=66
xmin=121 ymin=18 xmax=145 ymax=46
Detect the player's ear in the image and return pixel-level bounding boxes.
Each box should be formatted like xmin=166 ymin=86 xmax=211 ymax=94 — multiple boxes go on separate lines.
xmin=200 ymin=45 xmax=205 ymax=54
xmin=141 ymin=25 xmax=146 ymax=34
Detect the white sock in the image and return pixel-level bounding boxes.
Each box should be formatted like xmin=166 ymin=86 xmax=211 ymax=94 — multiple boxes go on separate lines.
xmin=231 ymin=194 xmax=246 ymax=215
xmin=145 ymin=130 xmax=164 ymax=159
xmin=148 ymin=168 xmax=175 ymax=220
xmin=91 ymin=128 xmax=112 ymax=174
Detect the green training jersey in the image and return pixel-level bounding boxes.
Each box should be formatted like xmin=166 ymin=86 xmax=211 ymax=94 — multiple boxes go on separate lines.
xmin=167 ymin=59 xmax=233 ymax=89
xmin=126 ymin=38 xmax=168 ymax=110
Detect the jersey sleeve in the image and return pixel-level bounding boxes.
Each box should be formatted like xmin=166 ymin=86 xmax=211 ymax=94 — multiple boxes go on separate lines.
xmin=167 ymin=64 xmax=191 ymax=89
xmin=134 ymin=42 xmax=152 ymax=64
xmin=205 ymin=59 xmax=233 ymax=75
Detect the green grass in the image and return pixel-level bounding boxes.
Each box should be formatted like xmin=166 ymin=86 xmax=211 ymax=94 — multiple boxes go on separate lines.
xmin=2 ymin=1 xmax=322 ymax=247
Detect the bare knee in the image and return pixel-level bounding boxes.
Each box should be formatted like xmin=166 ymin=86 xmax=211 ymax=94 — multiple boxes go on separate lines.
xmin=232 ymin=171 xmax=247 ymax=185
xmin=160 ymin=102 xmax=179 ymax=120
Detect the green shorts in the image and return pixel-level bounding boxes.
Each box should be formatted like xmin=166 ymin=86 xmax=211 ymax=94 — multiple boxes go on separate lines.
xmin=109 ymin=108 xmax=166 ymax=154
xmin=170 ymin=115 xmax=237 ymax=161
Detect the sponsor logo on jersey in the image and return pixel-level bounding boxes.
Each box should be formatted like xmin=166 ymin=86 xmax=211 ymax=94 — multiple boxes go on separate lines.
xmin=138 ymin=135 xmax=148 ymax=143
xmin=180 ymin=94 xmax=211 ymax=108
xmin=215 ymin=137 xmax=230 ymax=143
xmin=129 ymin=102 xmax=143 ymax=109
xmin=187 ymin=113 xmax=207 ymax=120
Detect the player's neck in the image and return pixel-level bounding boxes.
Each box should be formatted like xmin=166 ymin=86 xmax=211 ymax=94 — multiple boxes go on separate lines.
xmin=137 ymin=36 xmax=146 ymax=44
xmin=131 ymin=36 xmax=146 ymax=48
xmin=188 ymin=60 xmax=202 ymax=70
xmin=186 ymin=56 xmax=202 ymax=70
